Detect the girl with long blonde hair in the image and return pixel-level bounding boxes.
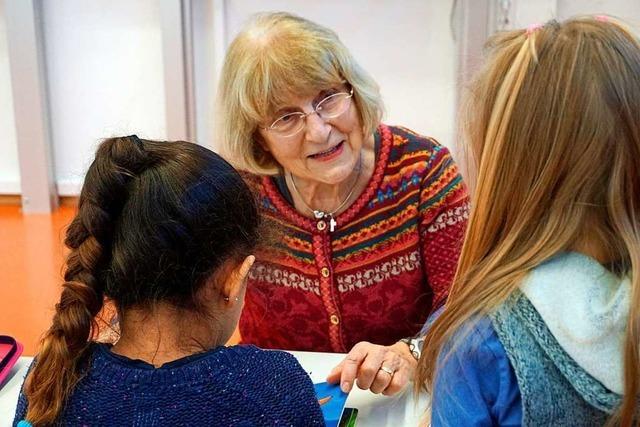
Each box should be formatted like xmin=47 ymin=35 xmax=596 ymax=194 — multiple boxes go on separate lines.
xmin=416 ymin=17 xmax=640 ymax=426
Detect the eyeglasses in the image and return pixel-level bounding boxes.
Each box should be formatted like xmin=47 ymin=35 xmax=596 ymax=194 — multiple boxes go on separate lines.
xmin=262 ymin=88 xmax=354 ymax=138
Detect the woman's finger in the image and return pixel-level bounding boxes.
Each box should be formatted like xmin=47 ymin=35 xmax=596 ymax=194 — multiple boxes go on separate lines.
xmin=369 ymin=364 xmax=395 ymax=394
xmin=326 ymin=359 xmax=345 ymax=384
xmin=381 ymin=344 xmax=416 ymax=395
xmin=369 ymin=353 xmax=402 ymax=394
xmin=354 ymin=346 xmax=386 ymax=390
xmin=383 ymin=363 xmax=410 ymax=395
xmin=334 ymin=342 xmax=371 ymax=392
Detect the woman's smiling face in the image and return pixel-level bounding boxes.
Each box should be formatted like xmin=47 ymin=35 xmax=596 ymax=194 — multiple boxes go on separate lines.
xmin=256 ymin=85 xmax=365 ymax=185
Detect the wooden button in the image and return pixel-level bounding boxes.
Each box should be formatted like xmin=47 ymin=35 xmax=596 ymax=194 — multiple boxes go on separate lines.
xmin=317 ymin=221 xmax=327 ymax=231
xmin=320 ymin=267 xmax=330 ymax=278
xmin=330 ymin=314 xmax=340 ymax=325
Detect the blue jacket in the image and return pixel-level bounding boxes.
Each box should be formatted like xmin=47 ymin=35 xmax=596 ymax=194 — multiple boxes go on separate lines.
xmin=431 ymin=318 xmax=522 ymax=426
xmin=431 ymin=253 xmax=626 ymax=426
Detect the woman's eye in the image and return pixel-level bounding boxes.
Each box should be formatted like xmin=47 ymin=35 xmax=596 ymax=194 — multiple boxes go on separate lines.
xmin=314 ymin=90 xmax=339 ymax=109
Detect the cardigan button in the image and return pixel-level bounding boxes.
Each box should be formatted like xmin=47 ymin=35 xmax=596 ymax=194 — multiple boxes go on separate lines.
xmin=330 ymin=314 xmax=340 ymax=325
xmin=317 ymin=220 xmax=327 ymax=231
xmin=320 ymin=267 xmax=330 ymax=278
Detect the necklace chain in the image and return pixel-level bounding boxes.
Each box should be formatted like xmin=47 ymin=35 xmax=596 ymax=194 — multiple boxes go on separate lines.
xmin=288 ymin=155 xmax=363 ymax=222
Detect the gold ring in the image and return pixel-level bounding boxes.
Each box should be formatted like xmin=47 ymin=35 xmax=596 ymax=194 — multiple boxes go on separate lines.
xmin=379 ymin=366 xmax=394 ymax=376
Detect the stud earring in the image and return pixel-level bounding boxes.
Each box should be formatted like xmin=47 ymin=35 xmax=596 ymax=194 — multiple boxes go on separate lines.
xmin=224 ymin=296 xmax=240 ymax=302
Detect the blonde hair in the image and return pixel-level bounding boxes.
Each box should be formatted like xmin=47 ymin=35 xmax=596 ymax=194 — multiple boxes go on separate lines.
xmin=416 ymin=17 xmax=640 ymax=425
xmin=217 ymin=12 xmax=384 ymax=175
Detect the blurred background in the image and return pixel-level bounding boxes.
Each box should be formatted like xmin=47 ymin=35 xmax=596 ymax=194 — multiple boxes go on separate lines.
xmin=0 ymin=0 xmax=639 ymax=355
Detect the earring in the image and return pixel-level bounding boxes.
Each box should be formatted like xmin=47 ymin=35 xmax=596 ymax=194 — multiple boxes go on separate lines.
xmin=224 ymin=296 xmax=239 ymax=302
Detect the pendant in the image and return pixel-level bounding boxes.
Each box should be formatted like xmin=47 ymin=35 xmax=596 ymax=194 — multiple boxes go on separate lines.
xmin=313 ymin=210 xmax=325 ymax=219
xmin=329 ymin=217 xmax=337 ymax=232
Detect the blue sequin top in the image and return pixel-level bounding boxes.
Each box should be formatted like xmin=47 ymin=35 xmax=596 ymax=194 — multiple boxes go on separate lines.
xmin=14 ymin=343 xmax=324 ymax=426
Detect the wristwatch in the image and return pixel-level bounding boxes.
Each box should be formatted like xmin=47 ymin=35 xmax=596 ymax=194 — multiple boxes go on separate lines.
xmin=400 ymin=336 xmax=425 ymax=361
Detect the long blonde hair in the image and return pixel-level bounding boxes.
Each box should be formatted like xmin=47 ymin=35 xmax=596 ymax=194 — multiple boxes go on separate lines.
xmin=217 ymin=12 xmax=383 ymax=175
xmin=416 ymin=17 xmax=640 ymax=425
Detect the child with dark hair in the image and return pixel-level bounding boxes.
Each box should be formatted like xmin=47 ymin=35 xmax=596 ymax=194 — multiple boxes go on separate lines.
xmin=14 ymin=136 xmax=323 ymax=426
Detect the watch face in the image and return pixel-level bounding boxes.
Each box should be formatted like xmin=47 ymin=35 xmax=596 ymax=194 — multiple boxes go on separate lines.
xmin=410 ymin=337 xmax=425 ymax=360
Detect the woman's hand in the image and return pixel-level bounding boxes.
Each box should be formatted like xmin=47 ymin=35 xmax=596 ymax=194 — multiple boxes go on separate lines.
xmin=326 ymin=341 xmax=416 ymax=396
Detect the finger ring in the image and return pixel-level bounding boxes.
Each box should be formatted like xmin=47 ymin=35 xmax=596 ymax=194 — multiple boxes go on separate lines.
xmin=379 ymin=366 xmax=394 ymax=376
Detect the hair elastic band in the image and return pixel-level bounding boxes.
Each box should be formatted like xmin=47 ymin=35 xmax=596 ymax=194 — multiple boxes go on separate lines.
xmin=128 ymin=135 xmax=145 ymax=151
xmin=526 ymin=23 xmax=543 ymax=36
xmin=595 ymin=15 xmax=609 ymax=23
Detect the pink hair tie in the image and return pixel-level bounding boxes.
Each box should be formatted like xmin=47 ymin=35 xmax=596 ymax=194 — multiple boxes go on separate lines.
xmin=595 ymin=15 xmax=609 ymax=22
xmin=526 ymin=23 xmax=543 ymax=35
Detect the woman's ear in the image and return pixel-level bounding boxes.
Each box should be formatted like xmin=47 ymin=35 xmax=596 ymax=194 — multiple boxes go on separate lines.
xmin=221 ymin=255 xmax=255 ymax=305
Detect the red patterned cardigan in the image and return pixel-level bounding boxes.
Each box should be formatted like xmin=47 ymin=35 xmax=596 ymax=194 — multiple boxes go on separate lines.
xmin=241 ymin=124 xmax=469 ymax=352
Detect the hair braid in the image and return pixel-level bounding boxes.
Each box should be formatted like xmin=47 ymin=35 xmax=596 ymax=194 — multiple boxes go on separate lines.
xmin=24 ymin=136 xmax=150 ymax=425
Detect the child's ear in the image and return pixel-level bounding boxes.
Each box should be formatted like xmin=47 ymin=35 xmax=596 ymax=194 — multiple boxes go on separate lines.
xmin=221 ymin=255 xmax=255 ymax=304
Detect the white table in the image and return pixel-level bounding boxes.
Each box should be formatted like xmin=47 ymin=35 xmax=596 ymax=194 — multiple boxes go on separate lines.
xmin=0 ymin=353 xmax=428 ymax=426
xmin=290 ymin=351 xmax=428 ymax=426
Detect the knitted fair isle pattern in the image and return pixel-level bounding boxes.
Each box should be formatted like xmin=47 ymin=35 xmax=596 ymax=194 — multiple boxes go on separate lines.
xmin=241 ymin=124 xmax=469 ymax=352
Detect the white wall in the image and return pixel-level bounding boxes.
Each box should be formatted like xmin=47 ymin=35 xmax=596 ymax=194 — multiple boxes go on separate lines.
xmin=42 ymin=0 xmax=166 ymax=196
xmin=558 ymin=0 xmax=640 ymax=25
xmin=507 ymin=0 xmax=640 ymax=29
xmin=221 ymin=0 xmax=458 ymax=150
xmin=2 ymin=1 xmax=459 ymax=197
xmin=0 ymin=2 xmax=20 ymax=194
xmin=192 ymin=0 xmax=218 ymax=150
xmin=3 ymin=1 xmax=637 ymax=197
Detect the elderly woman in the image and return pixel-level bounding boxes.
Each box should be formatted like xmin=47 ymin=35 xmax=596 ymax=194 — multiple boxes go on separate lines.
xmin=218 ymin=12 xmax=468 ymax=395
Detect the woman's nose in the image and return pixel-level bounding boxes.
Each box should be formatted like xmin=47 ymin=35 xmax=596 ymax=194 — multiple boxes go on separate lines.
xmin=304 ymin=111 xmax=331 ymax=143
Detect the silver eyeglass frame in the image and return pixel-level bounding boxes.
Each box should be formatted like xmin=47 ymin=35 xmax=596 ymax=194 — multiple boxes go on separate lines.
xmin=261 ymin=87 xmax=354 ymax=138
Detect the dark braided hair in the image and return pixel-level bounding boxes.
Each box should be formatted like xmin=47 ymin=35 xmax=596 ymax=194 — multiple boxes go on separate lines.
xmin=23 ymin=136 xmax=259 ymax=425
